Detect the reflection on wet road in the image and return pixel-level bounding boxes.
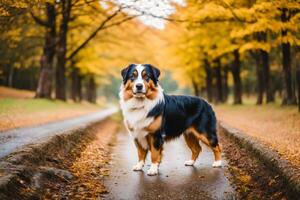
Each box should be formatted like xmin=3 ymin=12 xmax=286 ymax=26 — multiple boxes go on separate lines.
xmin=104 ymin=131 xmax=235 ymax=200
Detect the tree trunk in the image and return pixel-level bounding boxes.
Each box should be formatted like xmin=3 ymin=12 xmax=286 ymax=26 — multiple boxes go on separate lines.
xmin=8 ymin=65 xmax=14 ymax=87
xmin=281 ymin=8 xmax=296 ymax=105
xmin=215 ymin=58 xmax=223 ymax=103
xmin=281 ymin=41 xmax=296 ymax=104
xmin=223 ymin=65 xmax=229 ymax=102
xmin=78 ymin=75 xmax=82 ymax=101
xmin=71 ymin=67 xmax=79 ymax=102
xmin=252 ymin=51 xmax=264 ymax=105
xmin=296 ymin=52 xmax=300 ymax=111
xmin=204 ymin=59 xmax=213 ymax=102
xmin=261 ymin=50 xmax=274 ymax=103
xmin=35 ymin=3 xmax=56 ymax=99
xmin=71 ymin=67 xmax=82 ymax=102
xmin=257 ymin=31 xmax=274 ymax=103
xmin=87 ymin=75 xmax=96 ymax=103
xmin=55 ymin=0 xmax=71 ymax=100
xmin=231 ymin=50 xmax=243 ymax=104
xmin=297 ymin=65 xmax=300 ymax=112
xmin=191 ymin=77 xmax=200 ymax=96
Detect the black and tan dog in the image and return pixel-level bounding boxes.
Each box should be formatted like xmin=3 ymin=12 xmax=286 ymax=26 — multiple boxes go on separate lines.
xmin=119 ymin=64 xmax=222 ymax=176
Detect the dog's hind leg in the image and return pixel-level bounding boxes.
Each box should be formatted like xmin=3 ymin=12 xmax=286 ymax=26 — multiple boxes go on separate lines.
xmin=132 ymin=139 xmax=148 ymax=171
xmin=183 ymin=132 xmax=202 ymax=166
xmin=188 ymin=127 xmax=222 ymax=168
xmin=211 ymin=143 xmax=222 ymax=167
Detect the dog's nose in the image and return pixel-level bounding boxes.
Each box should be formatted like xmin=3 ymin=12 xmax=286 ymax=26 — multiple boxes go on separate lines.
xmin=136 ymin=83 xmax=143 ymax=91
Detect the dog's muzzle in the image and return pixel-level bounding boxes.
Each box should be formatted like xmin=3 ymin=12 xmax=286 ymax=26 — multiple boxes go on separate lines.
xmin=133 ymin=83 xmax=146 ymax=97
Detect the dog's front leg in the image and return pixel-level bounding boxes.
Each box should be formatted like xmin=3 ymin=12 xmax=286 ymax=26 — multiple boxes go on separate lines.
xmin=146 ymin=134 xmax=163 ymax=176
xmin=133 ymin=139 xmax=148 ymax=171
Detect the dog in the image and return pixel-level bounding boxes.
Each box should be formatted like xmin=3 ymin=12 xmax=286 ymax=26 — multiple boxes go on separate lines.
xmin=119 ymin=64 xmax=222 ymax=176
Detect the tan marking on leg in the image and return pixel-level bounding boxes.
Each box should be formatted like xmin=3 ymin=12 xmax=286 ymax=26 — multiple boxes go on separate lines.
xmin=143 ymin=115 xmax=162 ymax=133
xmin=147 ymin=135 xmax=163 ymax=164
xmin=188 ymin=127 xmax=210 ymax=146
xmin=212 ymin=144 xmax=222 ymax=161
xmin=184 ymin=132 xmax=202 ymax=161
xmin=188 ymin=126 xmax=222 ymax=162
xmin=134 ymin=139 xmax=148 ymax=162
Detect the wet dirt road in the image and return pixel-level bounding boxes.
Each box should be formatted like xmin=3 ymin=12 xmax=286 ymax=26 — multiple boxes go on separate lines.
xmin=0 ymin=107 xmax=117 ymax=158
xmin=104 ymin=131 xmax=235 ymax=200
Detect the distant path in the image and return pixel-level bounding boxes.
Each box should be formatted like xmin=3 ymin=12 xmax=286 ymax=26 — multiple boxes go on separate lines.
xmin=104 ymin=131 xmax=235 ymax=200
xmin=0 ymin=107 xmax=117 ymax=159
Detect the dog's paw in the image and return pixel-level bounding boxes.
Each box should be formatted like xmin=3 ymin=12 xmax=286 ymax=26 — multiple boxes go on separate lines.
xmin=147 ymin=163 xmax=159 ymax=176
xmin=212 ymin=160 xmax=222 ymax=168
xmin=132 ymin=161 xmax=144 ymax=171
xmin=184 ymin=160 xmax=195 ymax=166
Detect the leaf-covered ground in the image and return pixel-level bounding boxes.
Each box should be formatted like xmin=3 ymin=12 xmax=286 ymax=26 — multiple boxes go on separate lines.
xmin=219 ymin=131 xmax=290 ymax=200
xmin=215 ymin=103 xmax=300 ymax=167
xmin=43 ymin=118 xmax=119 ymax=199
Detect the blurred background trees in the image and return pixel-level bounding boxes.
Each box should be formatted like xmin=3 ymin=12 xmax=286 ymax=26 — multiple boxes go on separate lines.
xmin=0 ymin=0 xmax=299 ymax=110
xmin=161 ymin=0 xmax=300 ymax=108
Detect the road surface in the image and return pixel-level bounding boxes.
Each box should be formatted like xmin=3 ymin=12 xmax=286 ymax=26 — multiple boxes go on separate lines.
xmin=0 ymin=107 xmax=117 ymax=159
xmin=104 ymin=131 xmax=235 ymax=200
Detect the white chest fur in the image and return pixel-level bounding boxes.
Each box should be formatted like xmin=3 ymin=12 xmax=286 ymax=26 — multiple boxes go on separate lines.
xmin=119 ymin=85 xmax=164 ymax=149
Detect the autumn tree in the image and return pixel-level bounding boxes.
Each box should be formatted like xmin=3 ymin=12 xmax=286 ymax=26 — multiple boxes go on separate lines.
xmin=0 ymin=0 xmax=42 ymax=89
xmin=161 ymin=0 xmax=299 ymax=106
xmin=31 ymin=2 xmax=56 ymax=98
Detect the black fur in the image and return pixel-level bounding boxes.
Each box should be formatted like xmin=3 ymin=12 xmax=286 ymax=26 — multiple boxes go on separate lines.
xmin=121 ymin=64 xmax=160 ymax=85
xmin=143 ymin=64 xmax=160 ymax=85
xmin=147 ymin=94 xmax=218 ymax=149
xmin=121 ymin=64 xmax=136 ymax=84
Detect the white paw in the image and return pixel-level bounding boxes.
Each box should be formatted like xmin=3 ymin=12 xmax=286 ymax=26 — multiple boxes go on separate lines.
xmin=184 ymin=160 xmax=195 ymax=166
xmin=147 ymin=163 xmax=159 ymax=176
xmin=132 ymin=161 xmax=144 ymax=171
xmin=212 ymin=160 xmax=222 ymax=168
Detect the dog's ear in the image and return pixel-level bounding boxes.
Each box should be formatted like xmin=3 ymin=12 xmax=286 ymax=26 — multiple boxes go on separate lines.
xmin=121 ymin=64 xmax=134 ymax=84
xmin=145 ymin=64 xmax=160 ymax=85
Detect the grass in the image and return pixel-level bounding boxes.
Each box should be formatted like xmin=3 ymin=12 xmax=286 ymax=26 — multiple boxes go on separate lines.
xmin=0 ymin=98 xmax=99 ymax=115
xmin=214 ymin=99 xmax=300 ymax=167
xmin=0 ymin=97 xmax=104 ymax=132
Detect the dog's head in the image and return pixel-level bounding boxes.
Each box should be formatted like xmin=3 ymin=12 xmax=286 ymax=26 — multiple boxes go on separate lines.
xmin=121 ymin=64 xmax=161 ymax=100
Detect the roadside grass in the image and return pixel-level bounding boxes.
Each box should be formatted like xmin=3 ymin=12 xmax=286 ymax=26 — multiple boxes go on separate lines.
xmin=0 ymin=97 xmax=105 ymax=132
xmin=0 ymin=98 xmax=100 ymax=115
xmin=214 ymin=98 xmax=300 ymax=167
xmin=0 ymin=86 xmax=117 ymax=131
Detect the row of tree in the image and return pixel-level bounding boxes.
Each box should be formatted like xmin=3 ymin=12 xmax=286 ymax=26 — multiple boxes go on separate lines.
xmin=0 ymin=0 xmax=139 ymax=103
xmin=1 ymin=0 xmax=300 ymax=109
xmin=162 ymin=0 xmax=300 ymax=108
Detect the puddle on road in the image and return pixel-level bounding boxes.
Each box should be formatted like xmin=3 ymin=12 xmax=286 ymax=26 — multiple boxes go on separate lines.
xmin=104 ymin=131 xmax=235 ymax=200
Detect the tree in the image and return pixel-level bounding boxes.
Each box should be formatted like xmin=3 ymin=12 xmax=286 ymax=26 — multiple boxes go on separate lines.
xmin=29 ymin=0 xmax=139 ymax=100
xmin=55 ymin=0 xmax=72 ymax=100
xmin=32 ymin=2 xmax=56 ymax=98
xmin=0 ymin=0 xmax=42 ymax=89
xmin=161 ymin=0 xmax=299 ymax=106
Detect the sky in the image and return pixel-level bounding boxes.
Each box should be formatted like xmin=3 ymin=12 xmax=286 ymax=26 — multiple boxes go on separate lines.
xmin=103 ymin=0 xmax=185 ymax=29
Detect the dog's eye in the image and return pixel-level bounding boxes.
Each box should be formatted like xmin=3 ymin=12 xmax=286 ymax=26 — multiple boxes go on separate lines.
xmin=143 ymin=73 xmax=150 ymax=80
xmin=131 ymin=72 xmax=137 ymax=80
